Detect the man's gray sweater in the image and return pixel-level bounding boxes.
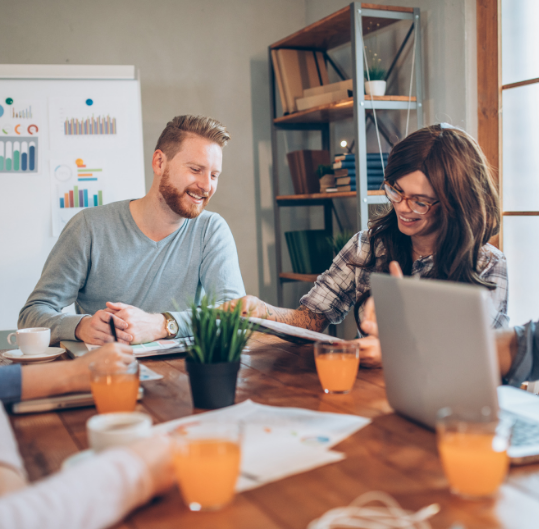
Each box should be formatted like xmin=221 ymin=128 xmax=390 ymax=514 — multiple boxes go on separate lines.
xmin=18 ymin=200 xmax=246 ymax=343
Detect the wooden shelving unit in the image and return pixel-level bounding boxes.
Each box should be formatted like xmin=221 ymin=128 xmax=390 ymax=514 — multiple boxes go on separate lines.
xmin=269 ymin=2 xmax=424 ymax=304
xmin=273 ymin=96 xmax=417 ymax=127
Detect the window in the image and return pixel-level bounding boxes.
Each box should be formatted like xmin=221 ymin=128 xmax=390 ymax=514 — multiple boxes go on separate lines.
xmin=478 ymin=0 xmax=539 ymax=324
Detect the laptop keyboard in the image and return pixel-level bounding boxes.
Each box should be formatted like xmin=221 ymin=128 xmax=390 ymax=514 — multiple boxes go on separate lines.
xmin=508 ymin=415 xmax=539 ymax=447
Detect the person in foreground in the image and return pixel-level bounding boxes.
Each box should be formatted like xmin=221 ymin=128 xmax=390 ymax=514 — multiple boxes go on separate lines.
xmin=0 ymin=344 xmax=175 ymax=529
xmin=19 ymin=115 xmax=245 ymax=346
xmin=225 ymin=124 xmax=507 ymax=366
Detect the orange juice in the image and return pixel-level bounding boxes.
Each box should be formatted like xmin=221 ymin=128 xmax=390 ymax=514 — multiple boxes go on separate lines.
xmin=438 ymin=432 xmax=509 ymax=497
xmin=173 ymin=439 xmax=241 ymax=510
xmin=315 ymin=353 xmax=360 ymax=393
xmin=90 ymin=373 xmax=139 ymax=413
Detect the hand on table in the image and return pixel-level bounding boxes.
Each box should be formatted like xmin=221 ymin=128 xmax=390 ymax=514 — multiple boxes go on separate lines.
xmin=351 ymin=261 xmax=404 ymax=369
xmin=21 ymin=343 xmax=134 ymax=400
xmin=128 ymin=434 xmax=176 ymax=496
xmin=75 ymin=310 xmax=132 ymax=345
xmin=105 ymin=302 xmax=166 ymax=344
xmin=219 ymin=295 xmax=268 ymax=318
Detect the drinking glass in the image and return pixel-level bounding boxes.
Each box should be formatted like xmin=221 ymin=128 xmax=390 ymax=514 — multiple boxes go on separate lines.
xmin=314 ymin=342 xmax=360 ymax=394
xmin=436 ymin=407 xmax=513 ymax=499
xmin=89 ymin=358 xmax=140 ymax=414
xmin=172 ymin=422 xmax=242 ymax=512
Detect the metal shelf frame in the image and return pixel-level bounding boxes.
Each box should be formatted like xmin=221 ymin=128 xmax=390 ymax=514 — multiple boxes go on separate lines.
xmin=268 ymin=3 xmax=424 ymax=305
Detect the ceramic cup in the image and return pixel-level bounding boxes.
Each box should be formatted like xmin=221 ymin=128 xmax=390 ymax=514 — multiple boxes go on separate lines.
xmin=7 ymin=327 xmax=51 ymax=355
xmin=87 ymin=412 xmax=152 ymax=451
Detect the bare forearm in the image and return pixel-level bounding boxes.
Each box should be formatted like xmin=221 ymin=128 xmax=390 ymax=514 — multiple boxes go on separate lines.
xmin=264 ymin=304 xmax=328 ymax=333
xmin=496 ymin=328 xmax=518 ymax=377
xmin=21 ymin=362 xmax=85 ymax=400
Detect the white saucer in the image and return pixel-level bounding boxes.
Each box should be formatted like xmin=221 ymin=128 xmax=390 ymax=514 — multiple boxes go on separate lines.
xmin=62 ymin=449 xmax=95 ymax=470
xmin=2 ymin=347 xmax=66 ymax=364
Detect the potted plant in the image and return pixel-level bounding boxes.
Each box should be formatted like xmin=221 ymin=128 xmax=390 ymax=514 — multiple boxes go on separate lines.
xmin=186 ymin=296 xmax=255 ymax=409
xmin=364 ymin=51 xmax=387 ymax=96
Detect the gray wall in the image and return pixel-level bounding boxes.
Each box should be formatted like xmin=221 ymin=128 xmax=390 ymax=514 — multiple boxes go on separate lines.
xmin=0 ymin=0 xmax=305 ymax=301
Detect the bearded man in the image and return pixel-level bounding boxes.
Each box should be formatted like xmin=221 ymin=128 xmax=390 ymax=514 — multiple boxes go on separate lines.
xmin=18 ymin=115 xmax=245 ymax=345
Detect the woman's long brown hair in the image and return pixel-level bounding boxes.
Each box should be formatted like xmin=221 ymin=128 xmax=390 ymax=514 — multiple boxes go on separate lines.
xmin=354 ymin=124 xmax=500 ymax=327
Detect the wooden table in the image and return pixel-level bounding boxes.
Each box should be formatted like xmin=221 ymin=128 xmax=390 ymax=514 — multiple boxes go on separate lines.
xmin=6 ymin=333 xmax=539 ymax=529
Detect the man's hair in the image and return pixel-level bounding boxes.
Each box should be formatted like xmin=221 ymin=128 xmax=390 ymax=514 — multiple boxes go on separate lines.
xmin=154 ymin=115 xmax=230 ymax=160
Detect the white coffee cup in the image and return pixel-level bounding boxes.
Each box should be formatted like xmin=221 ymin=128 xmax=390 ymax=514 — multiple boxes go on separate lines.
xmin=7 ymin=328 xmax=51 ymax=355
xmin=87 ymin=412 xmax=152 ymax=451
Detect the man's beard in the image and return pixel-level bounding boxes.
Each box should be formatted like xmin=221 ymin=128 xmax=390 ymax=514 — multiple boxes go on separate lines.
xmin=159 ymin=167 xmax=209 ymax=219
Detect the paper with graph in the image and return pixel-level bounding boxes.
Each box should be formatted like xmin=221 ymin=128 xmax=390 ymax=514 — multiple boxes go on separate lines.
xmin=50 ymin=157 xmax=109 ymax=236
xmin=155 ymin=400 xmax=370 ymax=491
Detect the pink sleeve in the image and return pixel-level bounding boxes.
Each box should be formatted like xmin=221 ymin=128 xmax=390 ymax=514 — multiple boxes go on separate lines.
xmin=0 ymin=446 xmax=154 ymax=529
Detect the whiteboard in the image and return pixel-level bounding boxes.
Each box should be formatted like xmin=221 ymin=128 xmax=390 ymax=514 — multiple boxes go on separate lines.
xmin=0 ymin=66 xmax=145 ymax=330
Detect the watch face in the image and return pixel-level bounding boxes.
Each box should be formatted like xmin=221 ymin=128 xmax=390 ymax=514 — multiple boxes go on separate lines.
xmin=167 ymin=320 xmax=179 ymax=334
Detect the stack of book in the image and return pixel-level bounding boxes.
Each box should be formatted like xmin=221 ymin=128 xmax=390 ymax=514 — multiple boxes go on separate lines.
xmin=285 ymin=230 xmax=333 ymax=274
xmin=296 ymin=79 xmax=353 ymax=112
xmin=287 ymin=150 xmax=330 ymax=194
xmin=271 ymin=50 xmax=330 ymax=115
xmin=328 ymin=153 xmax=389 ymax=192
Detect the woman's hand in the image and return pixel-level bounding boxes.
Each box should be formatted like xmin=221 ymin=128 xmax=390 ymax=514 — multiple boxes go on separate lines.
xmin=348 ymin=335 xmax=382 ymax=369
xmin=351 ymin=261 xmax=404 ymax=369
xmin=219 ymin=295 xmax=268 ymax=318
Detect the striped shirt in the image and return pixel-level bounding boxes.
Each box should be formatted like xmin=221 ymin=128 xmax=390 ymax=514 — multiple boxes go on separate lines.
xmin=300 ymin=230 xmax=509 ymax=329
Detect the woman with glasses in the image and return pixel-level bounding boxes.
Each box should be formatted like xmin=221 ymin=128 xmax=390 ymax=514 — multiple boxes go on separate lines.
xmin=223 ymin=124 xmax=507 ymax=366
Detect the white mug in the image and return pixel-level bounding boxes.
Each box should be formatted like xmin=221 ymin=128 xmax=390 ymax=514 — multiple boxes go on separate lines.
xmin=7 ymin=328 xmax=50 ymax=355
xmin=87 ymin=412 xmax=152 ymax=452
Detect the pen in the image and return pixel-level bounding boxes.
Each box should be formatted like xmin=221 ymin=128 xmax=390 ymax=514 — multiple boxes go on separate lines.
xmin=109 ymin=315 xmax=118 ymax=342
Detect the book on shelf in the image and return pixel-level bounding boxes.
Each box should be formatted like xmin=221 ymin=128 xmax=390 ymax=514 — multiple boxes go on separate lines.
xmin=271 ymin=49 xmax=329 ymax=114
xmin=319 ymin=173 xmax=335 ymax=193
xmin=303 ymin=79 xmax=353 ymax=98
xmin=325 ymin=187 xmax=339 ymax=193
xmin=334 ymin=168 xmax=355 ymax=178
xmin=286 ymin=150 xmax=330 ymax=194
xmin=333 ymin=160 xmax=356 ymax=170
xmin=334 ymin=153 xmax=355 ymax=162
xmin=335 ymin=184 xmax=356 ymax=192
xmin=335 ymin=176 xmax=355 ymax=186
xmin=296 ymin=89 xmax=352 ymax=112
xmin=285 ymin=230 xmax=333 ymax=275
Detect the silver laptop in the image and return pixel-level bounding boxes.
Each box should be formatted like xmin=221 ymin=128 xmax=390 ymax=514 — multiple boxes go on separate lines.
xmin=371 ymin=273 xmax=539 ymax=464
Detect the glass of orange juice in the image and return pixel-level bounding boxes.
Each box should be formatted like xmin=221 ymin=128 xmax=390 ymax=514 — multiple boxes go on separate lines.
xmin=172 ymin=422 xmax=241 ymax=511
xmin=89 ymin=358 xmax=140 ymax=414
xmin=436 ymin=407 xmax=513 ymax=499
xmin=314 ymin=342 xmax=360 ymax=394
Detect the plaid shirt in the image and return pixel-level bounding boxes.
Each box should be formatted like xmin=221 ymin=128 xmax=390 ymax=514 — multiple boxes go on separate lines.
xmin=300 ymin=230 xmax=509 ymax=329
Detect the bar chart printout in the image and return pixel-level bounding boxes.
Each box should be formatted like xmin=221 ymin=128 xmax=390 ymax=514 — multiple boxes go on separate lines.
xmin=59 ymin=186 xmax=103 ymax=208
xmin=64 ymin=115 xmax=117 ymax=135
xmin=0 ymin=137 xmax=38 ymax=173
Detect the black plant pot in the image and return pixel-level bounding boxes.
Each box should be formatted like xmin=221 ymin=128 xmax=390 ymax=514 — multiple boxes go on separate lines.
xmin=186 ymin=359 xmax=240 ymax=409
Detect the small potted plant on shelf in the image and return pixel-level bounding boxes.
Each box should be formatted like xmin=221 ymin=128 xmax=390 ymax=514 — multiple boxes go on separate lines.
xmin=186 ymin=296 xmax=255 ymax=409
xmin=364 ymin=50 xmax=387 ymax=97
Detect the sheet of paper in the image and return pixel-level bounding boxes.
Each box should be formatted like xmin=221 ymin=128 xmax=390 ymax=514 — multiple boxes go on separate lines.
xmin=154 ymin=400 xmax=370 ymax=490
xmin=138 ymin=364 xmax=163 ymax=381
xmin=50 ymin=156 xmax=111 ymax=236
xmin=85 ymin=338 xmax=192 ymax=358
xmin=0 ymin=98 xmax=42 ymax=176
xmin=248 ymin=317 xmax=345 ymax=344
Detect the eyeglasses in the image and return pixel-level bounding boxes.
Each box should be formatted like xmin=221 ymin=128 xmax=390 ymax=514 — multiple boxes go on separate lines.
xmin=384 ymin=182 xmax=439 ymax=215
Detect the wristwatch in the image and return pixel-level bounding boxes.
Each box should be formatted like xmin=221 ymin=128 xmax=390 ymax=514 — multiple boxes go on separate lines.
xmin=162 ymin=312 xmax=179 ymax=338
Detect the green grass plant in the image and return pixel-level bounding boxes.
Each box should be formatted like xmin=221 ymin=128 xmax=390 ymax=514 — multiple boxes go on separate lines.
xmin=328 ymin=230 xmax=355 ymax=256
xmin=188 ymin=296 xmax=255 ymax=364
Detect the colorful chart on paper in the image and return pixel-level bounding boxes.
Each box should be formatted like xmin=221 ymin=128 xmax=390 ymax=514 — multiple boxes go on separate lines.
xmin=0 ymin=97 xmax=41 ymax=174
xmin=49 ymin=97 xmax=127 ymax=151
xmin=50 ymin=157 xmax=109 ymax=236
xmin=0 ymin=137 xmax=38 ymax=173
